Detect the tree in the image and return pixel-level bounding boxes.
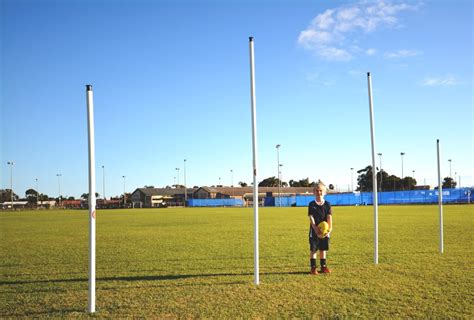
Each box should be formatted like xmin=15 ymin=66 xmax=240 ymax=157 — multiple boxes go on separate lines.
xmin=289 ymin=178 xmax=316 ymax=187
xmin=258 ymin=176 xmax=280 ymax=187
xmin=25 ymin=189 xmax=38 ymax=206
xmin=0 ymin=189 xmax=19 ymax=203
xmin=81 ymin=192 xmax=99 ymax=200
xmin=238 ymin=181 xmax=248 ymax=187
xmin=356 ymin=166 xmax=375 ymax=191
xmin=442 ymin=177 xmax=456 ymax=189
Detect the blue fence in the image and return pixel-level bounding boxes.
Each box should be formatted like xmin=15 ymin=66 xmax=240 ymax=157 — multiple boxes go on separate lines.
xmin=188 ymin=198 xmax=244 ymax=207
xmin=265 ymin=196 xmax=296 ymax=207
xmin=291 ymin=188 xmax=472 ymax=207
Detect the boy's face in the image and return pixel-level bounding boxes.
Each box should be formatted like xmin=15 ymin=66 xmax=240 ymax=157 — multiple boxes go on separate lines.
xmin=314 ymin=187 xmax=326 ymax=199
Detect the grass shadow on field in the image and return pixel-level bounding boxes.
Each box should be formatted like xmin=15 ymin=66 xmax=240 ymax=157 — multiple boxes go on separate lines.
xmin=2 ymin=308 xmax=85 ymax=318
xmin=0 ymin=270 xmax=308 ymax=287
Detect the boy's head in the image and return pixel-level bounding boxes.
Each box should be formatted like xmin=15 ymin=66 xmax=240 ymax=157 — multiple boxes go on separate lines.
xmin=313 ymin=181 xmax=327 ymax=199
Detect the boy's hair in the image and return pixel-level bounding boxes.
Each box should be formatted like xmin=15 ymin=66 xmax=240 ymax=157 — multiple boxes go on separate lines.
xmin=314 ymin=180 xmax=327 ymax=192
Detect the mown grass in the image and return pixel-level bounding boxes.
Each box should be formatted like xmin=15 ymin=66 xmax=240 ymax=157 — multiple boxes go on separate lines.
xmin=1 ymin=205 xmax=473 ymax=318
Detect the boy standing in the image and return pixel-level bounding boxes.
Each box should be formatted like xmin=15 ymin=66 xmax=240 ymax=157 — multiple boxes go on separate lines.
xmin=308 ymin=181 xmax=332 ymax=275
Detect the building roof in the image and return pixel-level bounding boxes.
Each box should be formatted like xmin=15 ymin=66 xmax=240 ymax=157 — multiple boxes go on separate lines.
xmin=132 ymin=186 xmax=321 ymax=198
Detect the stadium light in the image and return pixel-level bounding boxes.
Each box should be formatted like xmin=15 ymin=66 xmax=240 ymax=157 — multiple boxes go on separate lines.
xmin=249 ymin=36 xmax=259 ymax=285
xmin=184 ymin=159 xmax=187 ymax=204
xmin=350 ymin=167 xmax=354 ymax=192
xmin=448 ymin=159 xmax=452 ymax=178
xmin=279 ymin=164 xmax=283 ymax=189
xmin=35 ymin=178 xmax=39 ymax=208
xmin=102 ymin=165 xmax=106 ymax=200
xmin=367 ymin=72 xmax=379 ymax=265
xmin=175 ymin=168 xmax=180 ymax=186
xmin=7 ymin=161 xmax=14 ymax=209
xmin=56 ymin=173 xmax=62 ymax=206
xmin=400 ymin=152 xmax=405 ymax=178
xmin=276 ymin=144 xmax=281 ymax=207
xmin=230 ymin=169 xmax=234 ymax=198
xmin=122 ymin=175 xmax=126 ymax=205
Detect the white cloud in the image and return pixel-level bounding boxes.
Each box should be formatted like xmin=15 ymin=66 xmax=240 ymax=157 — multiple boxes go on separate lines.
xmin=384 ymin=49 xmax=421 ymax=58
xmin=298 ymin=0 xmax=420 ymax=61
xmin=366 ymin=48 xmax=377 ymax=56
xmin=420 ymin=76 xmax=458 ymax=87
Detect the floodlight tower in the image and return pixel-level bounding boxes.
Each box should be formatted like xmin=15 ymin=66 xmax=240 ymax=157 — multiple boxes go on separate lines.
xmin=400 ymin=152 xmax=405 ymax=190
xmin=184 ymin=159 xmax=187 ymax=204
xmin=230 ymin=169 xmax=234 ymax=198
xmin=7 ymin=161 xmax=14 ymax=209
xmin=122 ymin=175 xmax=126 ymax=206
xmin=350 ymin=167 xmax=354 ymax=192
xmin=56 ymin=173 xmax=62 ymax=206
xmin=35 ymin=178 xmax=39 ymax=208
xmin=279 ymin=164 xmax=283 ymax=189
xmin=448 ymin=159 xmax=452 ymax=178
xmin=101 ymin=165 xmax=106 ymax=200
xmin=276 ymin=144 xmax=281 ymax=207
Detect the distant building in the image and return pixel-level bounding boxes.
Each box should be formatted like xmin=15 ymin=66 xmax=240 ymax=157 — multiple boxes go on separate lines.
xmin=130 ymin=186 xmax=317 ymax=208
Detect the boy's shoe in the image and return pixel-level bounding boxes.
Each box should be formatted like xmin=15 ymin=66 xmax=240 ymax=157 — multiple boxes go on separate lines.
xmin=319 ymin=266 xmax=331 ymax=274
xmin=310 ymin=267 xmax=319 ymax=275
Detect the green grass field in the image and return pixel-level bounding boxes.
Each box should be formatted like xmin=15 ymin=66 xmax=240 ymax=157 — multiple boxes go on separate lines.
xmin=1 ymin=205 xmax=473 ymax=318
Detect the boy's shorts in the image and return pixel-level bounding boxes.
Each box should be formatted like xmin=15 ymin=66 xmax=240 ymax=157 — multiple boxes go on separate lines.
xmin=309 ymin=236 xmax=330 ymax=251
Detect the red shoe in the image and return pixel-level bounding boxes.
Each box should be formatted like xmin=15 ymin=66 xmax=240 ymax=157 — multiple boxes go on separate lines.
xmin=319 ymin=266 xmax=331 ymax=274
xmin=310 ymin=267 xmax=319 ymax=275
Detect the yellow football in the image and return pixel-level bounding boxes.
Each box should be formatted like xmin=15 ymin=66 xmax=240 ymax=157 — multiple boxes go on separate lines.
xmin=318 ymin=221 xmax=330 ymax=237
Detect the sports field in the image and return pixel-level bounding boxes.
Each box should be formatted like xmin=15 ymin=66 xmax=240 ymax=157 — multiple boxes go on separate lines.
xmin=1 ymin=205 xmax=472 ymax=318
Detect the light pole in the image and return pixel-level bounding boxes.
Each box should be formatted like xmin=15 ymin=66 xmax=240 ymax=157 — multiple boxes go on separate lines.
xmin=400 ymin=152 xmax=405 ymax=190
xmin=230 ymin=169 xmax=234 ymax=198
xmin=122 ymin=175 xmax=126 ymax=207
xmin=218 ymin=177 xmax=221 ymax=186
xmin=101 ymin=165 xmax=106 ymax=200
xmin=184 ymin=159 xmax=187 ymax=204
xmin=56 ymin=173 xmax=62 ymax=206
xmin=35 ymin=178 xmax=39 ymax=208
xmin=448 ymin=159 xmax=452 ymax=178
xmin=7 ymin=162 xmax=14 ymax=209
xmin=377 ymin=153 xmax=382 ymax=192
xmin=276 ymin=144 xmax=281 ymax=207
xmin=279 ymin=164 xmax=283 ymax=188
xmin=350 ymin=167 xmax=354 ymax=192
xmin=455 ymin=172 xmax=457 ymax=188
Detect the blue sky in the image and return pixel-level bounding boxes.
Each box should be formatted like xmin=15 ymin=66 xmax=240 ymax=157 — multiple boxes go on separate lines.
xmin=1 ymin=0 xmax=472 ymax=199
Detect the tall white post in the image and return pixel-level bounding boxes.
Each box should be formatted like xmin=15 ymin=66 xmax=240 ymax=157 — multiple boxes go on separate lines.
xmin=249 ymin=36 xmax=259 ymax=285
xmin=86 ymin=85 xmax=96 ymax=313
xmin=437 ymin=139 xmax=443 ymax=253
xmin=367 ymin=72 xmax=379 ymax=265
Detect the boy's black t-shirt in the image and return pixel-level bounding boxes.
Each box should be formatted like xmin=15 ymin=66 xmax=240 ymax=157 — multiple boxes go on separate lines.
xmin=308 ymin=200 xmax=332 ymax=237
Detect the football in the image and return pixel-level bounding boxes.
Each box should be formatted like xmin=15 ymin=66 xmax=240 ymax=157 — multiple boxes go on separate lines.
xmin=318 ymin=221 xmax=330 ymax=237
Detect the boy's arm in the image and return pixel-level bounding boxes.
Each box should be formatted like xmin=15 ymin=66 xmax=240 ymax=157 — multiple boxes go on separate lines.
xmin=309 ymin=215 xmax=322 ymax=237
xmin=327 ymin=214 xmax=333 ymax=235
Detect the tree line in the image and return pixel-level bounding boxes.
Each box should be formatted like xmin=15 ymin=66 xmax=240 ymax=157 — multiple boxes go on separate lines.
xmin=0 ymin=164 xmax=459 ymax=205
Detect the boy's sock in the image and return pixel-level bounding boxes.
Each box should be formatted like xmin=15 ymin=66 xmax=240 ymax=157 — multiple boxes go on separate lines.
xmin=310 ymin=259 xmax=316 ymax=268
xmin=320 ymin=259 xmax=327 ymax=267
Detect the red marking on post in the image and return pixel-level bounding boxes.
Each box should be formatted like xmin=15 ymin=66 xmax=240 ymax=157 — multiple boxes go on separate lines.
xmin=92 ymin=210 xmax=96 ymax=219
